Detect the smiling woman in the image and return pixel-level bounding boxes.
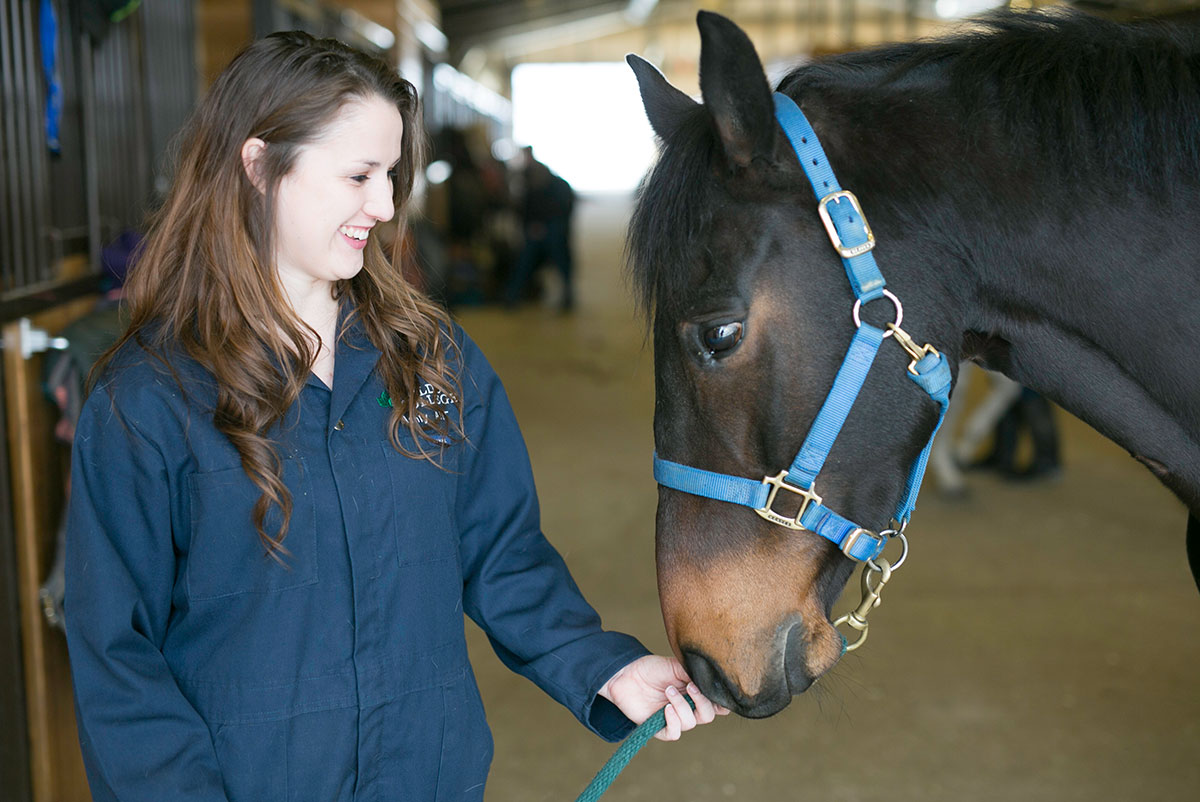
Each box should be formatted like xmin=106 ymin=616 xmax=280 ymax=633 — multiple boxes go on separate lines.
xmin=248 ymin=95 xmax=407 ymax=385
xmin=265 ymin=98 xmax=402 ymax=286
xmin=62 ymin=30 xmax=723 ymax=802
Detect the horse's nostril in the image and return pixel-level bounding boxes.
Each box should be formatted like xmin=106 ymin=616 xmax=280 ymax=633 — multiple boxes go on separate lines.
xmin=783 ymin=623 xmax=815 ymax=694
xmin=681 ymin=650 xmax=733 ymax=710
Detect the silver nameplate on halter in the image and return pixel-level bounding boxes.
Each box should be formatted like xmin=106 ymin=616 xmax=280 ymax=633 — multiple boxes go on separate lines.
xmin=817 ymin=190 xmax=875 ymax=259
xmin=754 ymin=471 xmax=821 ymax=530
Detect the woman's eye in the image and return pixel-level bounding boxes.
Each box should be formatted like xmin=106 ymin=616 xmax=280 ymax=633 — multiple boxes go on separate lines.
xmin=702 ymin=322 xmax=744 ymax=355
xmin=350 ymin=175 xmax=368 ymax=183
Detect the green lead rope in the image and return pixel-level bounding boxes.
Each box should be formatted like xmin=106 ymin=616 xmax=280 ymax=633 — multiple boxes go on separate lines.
xmin=574 ymin=694 xmax=695 ymax=802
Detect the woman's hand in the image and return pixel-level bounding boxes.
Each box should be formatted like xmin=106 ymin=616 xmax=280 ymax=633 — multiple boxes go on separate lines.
xmin=598 ymin=655 xmax=730 ymax=741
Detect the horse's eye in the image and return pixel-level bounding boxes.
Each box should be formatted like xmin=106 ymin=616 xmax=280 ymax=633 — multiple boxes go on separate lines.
xmin=702 ymin=322 xmax=744 ymax=355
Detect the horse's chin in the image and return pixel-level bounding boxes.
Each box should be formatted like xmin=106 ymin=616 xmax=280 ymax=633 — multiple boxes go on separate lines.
xmin=738 ymin=694 xmax=794 ymax=719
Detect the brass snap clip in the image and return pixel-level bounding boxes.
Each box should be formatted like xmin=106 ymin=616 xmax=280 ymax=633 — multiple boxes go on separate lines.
xmin=834 ymin=557 xmax=892 ymax=652
xmin=885 ymin=322 xmax=941 ymax=376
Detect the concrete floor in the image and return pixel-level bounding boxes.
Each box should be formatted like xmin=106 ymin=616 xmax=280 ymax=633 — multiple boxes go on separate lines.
xmin=454 ymin=193 xmax=1200 ymax=802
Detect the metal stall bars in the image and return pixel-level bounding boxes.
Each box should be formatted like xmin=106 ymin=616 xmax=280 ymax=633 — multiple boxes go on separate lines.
xmin=1 ymin=3 xmax=195 ymax=801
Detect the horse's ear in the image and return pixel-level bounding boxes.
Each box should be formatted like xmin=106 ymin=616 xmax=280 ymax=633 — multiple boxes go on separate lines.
xmin=697 ymin=11 xmax=775 ymax=169
xmin=626 ymin=54 xmax=698 ymax=142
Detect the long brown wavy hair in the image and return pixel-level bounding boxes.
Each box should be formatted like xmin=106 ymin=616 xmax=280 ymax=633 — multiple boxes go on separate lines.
xmin=94 ymin=31 xmax=462 ymax=560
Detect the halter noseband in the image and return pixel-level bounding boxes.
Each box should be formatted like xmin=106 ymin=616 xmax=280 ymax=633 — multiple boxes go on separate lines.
xmin=652 ymin=93 xmax=953 ymax=564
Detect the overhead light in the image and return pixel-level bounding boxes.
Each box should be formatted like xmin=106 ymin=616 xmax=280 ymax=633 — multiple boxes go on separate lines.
xmin=625 ymin=0 xmax=659 ymax=24
xmin=415 ymin=20 xmax=447 ymax=53
xmin=425 ymin=160 xmax=452 ymax=185
xmin=340 ymin=9 xmax=395 ymax=51
xmin=491 ymin=138 xmax=517 ymax=163
xmin=933 ymin=0 xmax=1005 ymax=19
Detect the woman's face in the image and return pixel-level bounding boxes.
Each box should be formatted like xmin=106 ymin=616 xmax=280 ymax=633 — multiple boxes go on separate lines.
xmin=272 ymin=94 xmax=405 ymax=291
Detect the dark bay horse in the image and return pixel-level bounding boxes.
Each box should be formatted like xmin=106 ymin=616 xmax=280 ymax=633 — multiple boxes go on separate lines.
xmin=627 ymin=9 xmax=1200 ymax=718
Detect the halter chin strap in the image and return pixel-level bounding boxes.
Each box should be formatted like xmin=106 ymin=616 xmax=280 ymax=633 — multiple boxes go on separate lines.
xmin=652 ymin=93 xmax=953 ymax=563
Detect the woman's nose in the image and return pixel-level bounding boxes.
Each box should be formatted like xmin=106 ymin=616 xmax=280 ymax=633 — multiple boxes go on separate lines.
xmin=365 ymin=183 xmax=395 ymax=222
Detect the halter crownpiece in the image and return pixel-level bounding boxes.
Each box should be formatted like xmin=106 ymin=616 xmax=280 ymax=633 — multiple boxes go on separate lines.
xmin=652 ymin=93 xmax=953 ymax=568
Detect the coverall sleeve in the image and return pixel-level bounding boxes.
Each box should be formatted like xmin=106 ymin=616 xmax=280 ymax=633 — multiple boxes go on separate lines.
xmin=64 ymin=384 xmax=230 ymax=802
xmin=454 ymin=337 xmax=651 ymax=742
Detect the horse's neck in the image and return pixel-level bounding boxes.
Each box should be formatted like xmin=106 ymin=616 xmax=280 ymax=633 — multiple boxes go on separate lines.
xmin=959 ymin=195 xmax=1200 ymax=514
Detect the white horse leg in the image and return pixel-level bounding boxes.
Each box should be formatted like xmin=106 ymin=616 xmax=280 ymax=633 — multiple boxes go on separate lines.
xmin=929 ymin=361 xmax=973 ymax=496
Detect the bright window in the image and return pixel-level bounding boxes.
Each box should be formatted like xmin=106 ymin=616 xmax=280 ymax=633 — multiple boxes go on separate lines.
xmin=511 ymin=62 xmax=658 ymax=193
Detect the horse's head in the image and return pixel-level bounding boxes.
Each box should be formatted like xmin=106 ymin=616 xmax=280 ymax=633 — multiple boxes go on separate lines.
xmin=628 ymin=12 xmax=956 ymax=717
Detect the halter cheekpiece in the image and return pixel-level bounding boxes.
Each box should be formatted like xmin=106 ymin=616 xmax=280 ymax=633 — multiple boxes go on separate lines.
xmin=652 ymin=93 xmax=953 ymax=570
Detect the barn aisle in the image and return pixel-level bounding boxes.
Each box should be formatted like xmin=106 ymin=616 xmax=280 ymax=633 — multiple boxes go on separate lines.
xmin=453 ymin=193 xmax=1199 ymax=802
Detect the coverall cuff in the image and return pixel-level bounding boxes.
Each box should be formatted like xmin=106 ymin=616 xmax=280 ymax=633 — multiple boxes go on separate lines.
xmin=581 ymin=634 xmax=653 ymax=742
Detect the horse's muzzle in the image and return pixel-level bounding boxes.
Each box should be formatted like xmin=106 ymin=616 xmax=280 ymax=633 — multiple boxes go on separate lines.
xmin=681 ymin=649 xmax=788 ymax=718
xmin=681 ymin=618 xmax=817 ymax=718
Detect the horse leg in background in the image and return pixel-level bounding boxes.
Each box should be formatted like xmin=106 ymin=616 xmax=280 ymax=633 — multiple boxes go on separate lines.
xmin=1189 ymin=514 xmax=1200 ymax=593
xmin=1009 ymin=390 xmax=1061 ymax=481
xmin=988 ymin=404 xmax=1022 ymax=473
xmin=954 ymin=371 xmax=1022 ymax=466
xmin=929 ymin=361 xmax=973 ymax=497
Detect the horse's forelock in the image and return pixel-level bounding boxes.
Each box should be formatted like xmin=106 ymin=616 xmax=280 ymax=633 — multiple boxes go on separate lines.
xmin=627 ymin=106 xmax=720 ymax=324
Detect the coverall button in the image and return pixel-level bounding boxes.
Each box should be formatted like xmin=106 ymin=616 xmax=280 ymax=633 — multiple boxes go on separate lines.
xmin=334 ymin=419 xmax=345 ymax=431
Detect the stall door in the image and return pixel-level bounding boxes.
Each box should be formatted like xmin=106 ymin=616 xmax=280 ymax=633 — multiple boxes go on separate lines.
xmin=4 ymin=297 xmax=100 ymax=802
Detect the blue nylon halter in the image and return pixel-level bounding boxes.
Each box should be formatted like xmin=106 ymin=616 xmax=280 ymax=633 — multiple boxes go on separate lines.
xmin=652 ymin=92 xmax=953 ymax=563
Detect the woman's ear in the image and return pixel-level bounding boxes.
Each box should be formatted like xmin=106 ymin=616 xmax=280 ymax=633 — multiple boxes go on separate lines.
xmin=241 ymin=137 xmax=268 ymax=192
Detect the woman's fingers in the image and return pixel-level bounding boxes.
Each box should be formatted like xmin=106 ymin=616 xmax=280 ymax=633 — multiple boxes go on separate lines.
xmin=657 ymin=701 xmax=682 ymax=741
xmin=666 ymin=684 xmax=697 ymax=730
xmin=687 ymin=682 xmax=720 ymax=724
xmin=650 ymin=674 xmax=733 ymax=741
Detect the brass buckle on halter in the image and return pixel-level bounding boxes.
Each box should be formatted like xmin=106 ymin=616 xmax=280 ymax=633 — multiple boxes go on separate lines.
xmin=754 ymin=471 xmax=821 ymax=530
xmin=839 ymin=527 xmax=877 ymax=559
xmin=818 ymin=190 xmax=875 ymax=258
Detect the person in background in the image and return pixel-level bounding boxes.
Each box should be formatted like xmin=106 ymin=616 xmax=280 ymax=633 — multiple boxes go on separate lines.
xmin=65 ymin=32 xmax=723 ymax=802
xmin=930 ymin=363 xmax=1021 ymax=497
xmin=505 ymin=145 xmax=576 ymax=311
xmin=971 ymin=386 xmax=1062 ymax=481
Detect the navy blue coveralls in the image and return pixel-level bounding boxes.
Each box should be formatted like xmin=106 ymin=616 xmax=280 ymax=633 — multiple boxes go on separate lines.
xmin=64 ymin=319 xmax=649 ymax=801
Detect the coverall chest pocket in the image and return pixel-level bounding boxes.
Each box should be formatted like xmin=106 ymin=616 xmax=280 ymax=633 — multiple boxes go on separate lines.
xmin=186 ymin=458 xmax=318 ymax=601
xmin=381 ymin=443 xmax=459 ymax=566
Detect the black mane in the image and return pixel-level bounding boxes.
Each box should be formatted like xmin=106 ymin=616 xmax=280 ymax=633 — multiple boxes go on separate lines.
xmin=779 ymin=10 xmax=1200 ymax=182
xmin=628 ymin=9 xmax=1200 ymax=319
